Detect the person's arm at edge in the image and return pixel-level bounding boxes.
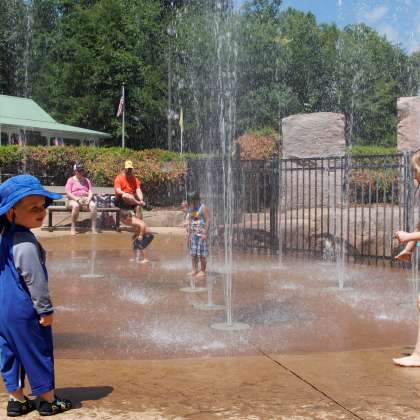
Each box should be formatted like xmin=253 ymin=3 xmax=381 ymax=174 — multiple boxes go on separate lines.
xmin=395 ymin=231 xmax=420 ymax=243
xmin=13 ymin=236 xmax=54 ymax=325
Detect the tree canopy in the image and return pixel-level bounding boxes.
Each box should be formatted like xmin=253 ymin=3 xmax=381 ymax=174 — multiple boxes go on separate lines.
xmin=0 ymin=0 xmax=418 ymax=150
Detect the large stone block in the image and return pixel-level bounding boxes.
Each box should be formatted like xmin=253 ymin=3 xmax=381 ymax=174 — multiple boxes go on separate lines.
xmin=282 ymin=112 xmax=346 ymax=158
xmin=397 ymin=96 xmax=420 ymax=152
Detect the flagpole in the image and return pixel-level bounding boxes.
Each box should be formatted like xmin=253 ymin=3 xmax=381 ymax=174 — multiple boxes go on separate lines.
xmin=179 ymin=107 xmax=184 ymax=154
xmin=122 ymin=83 xmax=125 ymax=148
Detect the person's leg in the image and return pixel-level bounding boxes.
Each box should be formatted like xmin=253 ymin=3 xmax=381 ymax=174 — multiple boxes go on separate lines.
xmin=131 ymin=217 xmax=146 ymax=240
xmin=0 ymin=337 xmax=29 ymax=404
xmin=394 ymin=293 xmax=420 ymax=366
xmin=196 ymin=257 xmax=207 ymax=277
xmin=188 ymin=256 xmax=199 ymax=275
xmin=124 ymin=213 xmax=148 ymax=263
xmin=121 ymin=211 xmax=138 ymax=237
xmin=140 ymin=249 xmax=149 ymax=264
xmin=68 ymin=200 xmax=80 ymax=235
xmin=196 ymin=238 xmax=208 ymax=277
xmin=89 ymin=201 xmax=98 ymax=234
xmin=132 ymin=241 xmax=150 ymax=263
xmin=13 ymin=322 xmax=72 ymax=414
xmin=122 ymin=193 xmax=139 ymax=208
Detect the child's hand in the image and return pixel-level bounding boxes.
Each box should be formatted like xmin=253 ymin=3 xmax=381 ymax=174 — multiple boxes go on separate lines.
xmin=39 ymin=314 xmax=53 ymax=327
xmin=201 ymin=234 xmax=207 ymax=241
xmin=395 ymin=231 xmax=410 ymax=244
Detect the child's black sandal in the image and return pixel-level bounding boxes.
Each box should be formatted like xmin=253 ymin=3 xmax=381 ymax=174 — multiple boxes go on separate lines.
xmin=38 ymin=396 xmax=72 ymax=416
xmin=7 ymin=396 xmax=35 ymax=417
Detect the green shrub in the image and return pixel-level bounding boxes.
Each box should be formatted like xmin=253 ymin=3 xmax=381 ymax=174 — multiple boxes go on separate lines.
xmin=348 ymin=145 xmax=397 ymax=156
xmin=237 ymin=128 xmax=279 ymax=160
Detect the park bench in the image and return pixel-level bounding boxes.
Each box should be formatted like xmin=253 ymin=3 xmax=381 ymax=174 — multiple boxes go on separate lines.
xmin=45 ymin=186 xmax=121 ymax=232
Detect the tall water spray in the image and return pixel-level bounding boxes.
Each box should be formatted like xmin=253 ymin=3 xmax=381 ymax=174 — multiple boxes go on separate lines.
xmin=176 ymin=1 xmax=248 ymax=330
xmin=210 ymin=1 xmax=248 ymax=331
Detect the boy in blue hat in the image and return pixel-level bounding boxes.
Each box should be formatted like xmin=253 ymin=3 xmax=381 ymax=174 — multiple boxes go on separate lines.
xmin=0 ymin=175 xmax=72 ymax=416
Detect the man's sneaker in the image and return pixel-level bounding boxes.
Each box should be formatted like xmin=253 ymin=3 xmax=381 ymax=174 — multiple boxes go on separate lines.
xmin=7 ymin=396 xmax=35 ymax=417
xmin=133 ymin=234 xmax=154 ymax=250
xmin=38 ymin=396 xmax=72 ymax=416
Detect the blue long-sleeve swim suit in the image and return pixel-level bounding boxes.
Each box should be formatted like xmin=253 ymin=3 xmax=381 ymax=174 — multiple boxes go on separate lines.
xmin=0 ymin=225 xmax=55 ymax=395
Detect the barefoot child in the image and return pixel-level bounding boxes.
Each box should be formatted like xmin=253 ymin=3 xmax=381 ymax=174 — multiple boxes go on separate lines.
xmin=0 ymin=175 xmax=72 ymax=416
xmin=132 ymin=231 xmax=154 ymax=263
xmin=395 ymin=151 xmax=420 ymax=263
xmin=393 ymin=229 xmax=420 ymax=367
xmin=187 ymin=192 xmax=210 ymax=278
xmin=114 ymin=161 xmax=153 ymax=263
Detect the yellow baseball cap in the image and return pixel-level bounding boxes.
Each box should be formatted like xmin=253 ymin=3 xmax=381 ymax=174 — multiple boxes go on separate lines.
xmin=124 ymin=160 xmax=134 ymax=169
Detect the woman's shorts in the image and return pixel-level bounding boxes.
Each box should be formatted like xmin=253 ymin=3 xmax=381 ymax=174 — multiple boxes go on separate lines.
xmin=190 ymin=235 xmax=208 ymax=257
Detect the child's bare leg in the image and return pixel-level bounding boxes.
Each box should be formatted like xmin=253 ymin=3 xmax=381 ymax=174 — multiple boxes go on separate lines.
xmin=395 ymin=240 xmax=416 ymax=262
xmin=196 ymin=257 xmax=207 ymax=277
xmin=131 ymin=217 xmax=146 ymax=240
xmin=188 ymin=257 xmax=198 ymax=275
xmin=139 ymin=220 xmax=146 ymax=238
xmin=131 ymin=223 xmax=141 ymax=240
xmin=394 ymin=293 xmax=420 ymax=366
xmin=140 ymin=249 xmax=149 ymax=263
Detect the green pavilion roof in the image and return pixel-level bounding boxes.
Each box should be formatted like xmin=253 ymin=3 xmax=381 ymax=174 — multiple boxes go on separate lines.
xmin=0 ymin=95 xmax=111 ymax=140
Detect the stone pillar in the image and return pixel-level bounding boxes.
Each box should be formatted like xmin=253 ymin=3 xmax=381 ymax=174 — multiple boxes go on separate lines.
xmin=281 ymin=112 xmax=346 ymax=210
xmin=397 ymin=96 xmax=420 ymax=152
xmin=282 ymin=112 xmax=346 ymax=158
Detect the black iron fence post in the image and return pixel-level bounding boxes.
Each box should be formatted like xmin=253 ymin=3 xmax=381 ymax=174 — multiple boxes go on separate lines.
xmin=270 ymin=160 xmax=279 ymax=253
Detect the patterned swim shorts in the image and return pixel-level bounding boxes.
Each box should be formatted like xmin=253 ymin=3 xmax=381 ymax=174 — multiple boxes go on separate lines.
xmin=190 ymin=234 xmax=208 ymax=257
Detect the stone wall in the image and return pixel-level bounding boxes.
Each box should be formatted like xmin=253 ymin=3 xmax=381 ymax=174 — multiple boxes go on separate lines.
xmin=397 ymin=96 xmax=420 ymax=152
xmin=282 ymin=112 xmax=346 ymax=158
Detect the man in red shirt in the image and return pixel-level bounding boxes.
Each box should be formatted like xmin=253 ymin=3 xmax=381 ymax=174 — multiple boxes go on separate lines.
xmin=114 ymin=161 xmax=152 ymax=262
xmin=114 ymin=160 xmax=145 ymax=218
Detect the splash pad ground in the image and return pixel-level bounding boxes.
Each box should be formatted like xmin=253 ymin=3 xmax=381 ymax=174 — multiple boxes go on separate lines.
xmin=1 ymin=228 xmax=420 ymax=419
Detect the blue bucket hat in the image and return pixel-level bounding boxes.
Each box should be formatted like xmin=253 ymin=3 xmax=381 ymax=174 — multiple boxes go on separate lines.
xmin=0 ymin=175 xmax=62 ymax=216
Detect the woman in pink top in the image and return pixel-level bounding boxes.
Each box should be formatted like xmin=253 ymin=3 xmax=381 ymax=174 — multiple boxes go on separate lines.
xmin=65 ymin=163 xmax=97 ymax=235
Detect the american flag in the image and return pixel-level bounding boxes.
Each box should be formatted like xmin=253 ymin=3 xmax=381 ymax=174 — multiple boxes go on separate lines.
xmin=117 ymin=96 xmax=124 ymax=117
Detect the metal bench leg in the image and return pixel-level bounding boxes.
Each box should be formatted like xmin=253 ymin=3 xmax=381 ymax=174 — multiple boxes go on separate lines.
xmin=116 ymin=211 xmax=121 ymax=232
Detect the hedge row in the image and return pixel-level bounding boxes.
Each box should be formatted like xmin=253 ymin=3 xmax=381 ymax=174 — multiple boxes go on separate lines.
xmin=0 ymin=146 xmax=188 ymax=206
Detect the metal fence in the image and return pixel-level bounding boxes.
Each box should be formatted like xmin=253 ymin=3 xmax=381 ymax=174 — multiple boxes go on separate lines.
xmin=188 ymin=153 xmax=418 ymax=265
xmin=3 ymin=152 xmax=418 ymax=265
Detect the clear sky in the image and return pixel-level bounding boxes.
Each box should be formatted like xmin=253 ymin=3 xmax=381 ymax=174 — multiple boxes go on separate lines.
xmin=234 ymin=0 xmax=420 ymax=54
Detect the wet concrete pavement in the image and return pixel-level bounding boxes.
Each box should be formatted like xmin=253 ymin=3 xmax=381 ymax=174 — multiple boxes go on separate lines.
xmin=1 ymin=230 xmax=420 ymax=418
